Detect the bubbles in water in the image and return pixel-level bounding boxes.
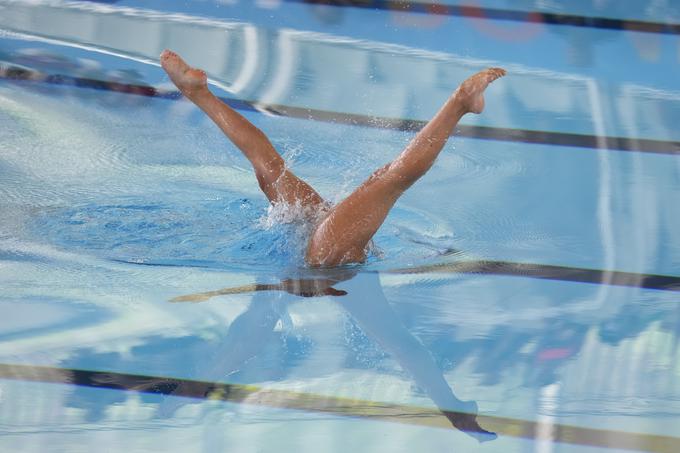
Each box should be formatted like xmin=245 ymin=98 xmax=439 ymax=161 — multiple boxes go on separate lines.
xmin=257 ymin=200 xmax=327 ymax=265
xmin=29 ymin=196 xmax=291 ymax=270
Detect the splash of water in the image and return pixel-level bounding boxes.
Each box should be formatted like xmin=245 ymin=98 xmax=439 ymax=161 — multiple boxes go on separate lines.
xmin=256 ymin=200 xmax=327 ymax=265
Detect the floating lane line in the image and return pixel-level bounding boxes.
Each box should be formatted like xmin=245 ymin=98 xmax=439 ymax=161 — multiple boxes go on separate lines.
xmin=284 ymin=0 xmax=680 ymax=35
xmin=0 ymin=363 xmax=677 ymax=452
xmin=2 ymin=65 xmax=679 ymax=155
xmin=388 ymin=260 xmax=680 ymax=292
xmin=116 ymin=257 xmax=680 ymax=294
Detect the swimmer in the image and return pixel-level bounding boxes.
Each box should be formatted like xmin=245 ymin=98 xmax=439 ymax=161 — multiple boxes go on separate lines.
xmin=160 ymin=50 xmax=505 ymax=267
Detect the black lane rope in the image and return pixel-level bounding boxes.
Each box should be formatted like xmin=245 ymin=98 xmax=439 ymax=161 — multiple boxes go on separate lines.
xmin=390 ymin=260 xmax=680 ymax=292
xmin=1 ymin=363 xmax=678 ymax=452
xmin=2 ymin=65 xmax=679 ymax=155
xmin=286 ymin=0 xmax=680 ymax=35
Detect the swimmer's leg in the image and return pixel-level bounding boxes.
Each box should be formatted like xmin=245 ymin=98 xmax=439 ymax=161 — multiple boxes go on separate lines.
xmin=160 ymin=50 xmax=326 ymax=210
xmin=306 ymin=68 xmax=505 ymax=266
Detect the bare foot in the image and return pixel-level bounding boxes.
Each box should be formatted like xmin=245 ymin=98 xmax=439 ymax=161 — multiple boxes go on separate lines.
xmin=160 ymin=49 xmax=208 ymax=99
xmin=445 ymin=411 xmax=498 ymax=443
xmin=456 ymin=67 xmax=506 ymax=114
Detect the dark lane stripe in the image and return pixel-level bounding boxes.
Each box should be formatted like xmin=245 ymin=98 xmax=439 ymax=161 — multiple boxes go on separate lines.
xmin=113 ymin=257 xmax=680 ymax=293
xmin=1 ymin=363 xmax=677 ymax=452
xmin=260 ymin=103 xmax=680 ymax=155
xmin=2 ymin=65 xmax=679 ymax=155
xmin=286 ymin=0 xmax=680 ymax=35
xmin=459 ymin=125 xmax=680 ymax=155
xmin=390 ymin=260 xmax=680 ymax=292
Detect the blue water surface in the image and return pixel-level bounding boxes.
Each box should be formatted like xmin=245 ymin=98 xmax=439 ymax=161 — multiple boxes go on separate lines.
xmin=1 ymin=1 xmax=679 ymax=452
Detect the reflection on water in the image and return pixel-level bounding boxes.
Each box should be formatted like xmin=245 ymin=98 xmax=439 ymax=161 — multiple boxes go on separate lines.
xmin=170 ymin=268 xmax=497 ymax=441
xmin=3 ymin=262 xmax=678 ymax=450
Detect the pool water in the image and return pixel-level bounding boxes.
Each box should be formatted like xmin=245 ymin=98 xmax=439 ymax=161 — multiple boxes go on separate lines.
xmin=1 ymin=1 xmax=679 ymax=452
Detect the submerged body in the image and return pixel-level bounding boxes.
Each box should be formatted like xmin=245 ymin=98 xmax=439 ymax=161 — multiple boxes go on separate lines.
xmin=159 ymin=50 xmax=505 ymax=266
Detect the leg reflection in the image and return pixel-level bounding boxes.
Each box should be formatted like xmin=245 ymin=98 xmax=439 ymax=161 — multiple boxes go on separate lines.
xmin=337 ymin=271 xmax=496 ymax=442
xmin=170 ymin=270 xmax=496 ymax=441
xmin=160 ymin=288 xmax=287 ymax=417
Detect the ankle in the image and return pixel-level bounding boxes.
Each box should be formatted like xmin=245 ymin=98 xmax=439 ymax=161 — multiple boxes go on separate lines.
xmin=184 ymin=85 xmax=211 ymax=102
xmin=443 ymin=89 xmax=464 ymax=113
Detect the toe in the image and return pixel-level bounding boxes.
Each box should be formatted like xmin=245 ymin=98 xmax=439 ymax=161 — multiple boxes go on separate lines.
xmin=482 ymin=67 xmax=506 ymax=84
xmin=160 ymin=50 xmax=178 ymax=62
xmin=491 ymin=67 xmax=506 ymax=78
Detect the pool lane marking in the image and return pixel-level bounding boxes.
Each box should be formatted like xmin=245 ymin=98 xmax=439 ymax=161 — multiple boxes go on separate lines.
xmin=256 ymin=102 xmax=680 ymax=155
xmin=389 ymin=260 xmax=680 ymax=292
xmin=4 ymin=67 xmax=680 ymax=155
xmin=114 ymin=257 xmax=680 ymax=293
xmin=285 ymin=0 xmax=680 ymax=36
xmin=0 ymin=363 xmax=677 ymax=452
xmin=2 ymin=66 xmax=679 ymax=155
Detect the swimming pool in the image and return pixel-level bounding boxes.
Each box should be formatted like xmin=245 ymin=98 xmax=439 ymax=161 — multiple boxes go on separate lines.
xmin=1 ymin=0 xmax=679 ymax=451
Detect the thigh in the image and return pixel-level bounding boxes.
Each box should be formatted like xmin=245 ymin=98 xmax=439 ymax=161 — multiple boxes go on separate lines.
xmin=305 ymin=170 xmax=403 ymax=266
